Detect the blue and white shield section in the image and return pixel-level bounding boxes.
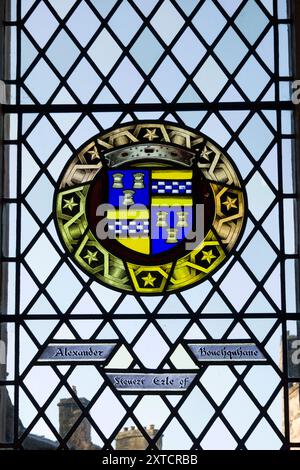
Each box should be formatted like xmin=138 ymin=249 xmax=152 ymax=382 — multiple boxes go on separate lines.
xmin=107 ymin=169 xmax=150 ymax=207
xmin=151 ymin=169 xmax=194 ymax=255
xmin=107 ymin=169 xmax=151 ymax=255
xmin=107 ymin=216 xmax=150 ymax=255
xmin=151 ymin=206 xmax=193 ymax=255
xmin=106 ymin=168 xmax=194 ymax=257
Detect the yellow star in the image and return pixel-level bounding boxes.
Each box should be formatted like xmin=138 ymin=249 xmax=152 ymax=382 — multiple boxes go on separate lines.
xmin=63 ymin=197 xmax=78 ymax=211
xmin=83 ymin=250 xmax=98 ymax=265
xmin=88 ymin=146 xmax=100 ymax=160
xmin=144 ymin=128 xmax=159 ymax=142
xmin=200 ymin=146 xmax=213 ymax=160
xmin=141 ymin=272 xmax=156 ymax=287
xmin=222 ymin=196 xmax=238 ymax=210
xmin=201 ymin=250 xmax=217 ymax=265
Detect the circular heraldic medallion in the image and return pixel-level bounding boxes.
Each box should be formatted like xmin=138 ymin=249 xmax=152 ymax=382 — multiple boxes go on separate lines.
xmin=54 ymin=122 xmax=246 ymax=295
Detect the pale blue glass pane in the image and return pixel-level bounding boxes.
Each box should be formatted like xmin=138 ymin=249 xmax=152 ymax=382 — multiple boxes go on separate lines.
xmin=215 ymin=28 xmax=248 ymax=73
xmin=25 ymin=174 xmax=54 ymax=223
xmin=177 ymin=85 xmax=202 ymax=103
xmin=235 ymin=0 xmax=268 ymax=45
xmin=47 ymin=264 xmax=83 ymax=313
xmin=246 ymin=420 xmax=282 ymax=450
xmin=172 ymin=27 xmax=206 ymax=73
xmin=67 ymin=59 xmax=101 ymax=103
xmin=261 ymin=84 xmax=275 ymax=101
xmin=221 ymin=109 xmax=250 ymax=132
xmin=178 ymin=387 xmax=214 ymax=436
xmin=279 ymin=25 xmax=290 ymax=76
xmin=21 ymin=205 xmax=40 ymax=253
xmin=94 ymin=86 xmax=118 ymax=104
xmin=151 ymin=0 xmax=185 ymax=45
xmin=50 ymin=113 xmax=81 ymax=135
xmin=163 ymin=420 xmax=193 ymax=450
xmin=48 ymin=144 xmax=73 ymax=180
xmin=24 ymin=59 xmax=60 ymax=103
xmin=133 ymin=324 xmax=169 ymax=367
xmin=280 ymin=81 xmax=292 ymax=101
xmin=262 ymin=205 xmax=280 ymax=248
xmin=239 ymin=114 xmax=274 ymax=160
xmin=221 ymin=263 xmax=256 ymax=312
xmin=47 ymin=0 xmax=75 ymax=18
xmin=256 ymin=28 xmax=274 ymax=72
xmin=282 ymin=139 xmax=294 ymax=193
xmin=201 ymin=290 xmax=232 ymax=314
xmin=246 ymin=173 xmax=276 ymax=220
xmin=108 ymin=1 xmax=143 ymax=46
xmin=194 ymin=57 xmax=227 ymax=101
xmin=192 ymin=0 xmax=226 ymax=45
xmin=46 ymin=30 xmax=80 ymax=76
xmin=110 ymin=58 xmax=143 ymax=102
xmin=223 ymin=388 xmax=260 ymax=437
xmin=263 ymin=268 xmax=282 ymax=311
xmin=281 ymin=110 xmax=293 ymax=134
xmin=241 ymin=231 xmax=277 ymax=281
xmin=261 ymin=144 xmax=278 ymax=188
xmin=227 ymin=141 xmax=252 ymax=179
xmin=284 ymin=199 xmax=296 ymax=254
xmin=277 ymin=0 xmax=288 ymax=18
xmin=67 ymin=2 xmax=100 ymax=47
xmin=26 ymin=117 xmax=61 ymax=163
xmin=21 ymin=145 xmax=40 ymax=193
xmin=21 ymin=31 xmax=38 ymax=76
xmin=52 ymin=87 xmax=76 ymax=105
xmin=130 ymin=28 xmax=163 ymax=74
xmin=133 ymin=0 xmax=160 ymax=16
xmin=176 ymin=110 xmax=202 ymax=128
xmin=285 ymin=263 xmax=297 ymax=313
xmin=215 ymin=0 xmax=242 ymax=16
xmin=24 ymin=2 xmax=59 ymax=48
xmin=236 ymin=57 xmax=270 ymax=100
xmin=151 ymin=57 xmax=186 ymax=102
xmin=88 ymin=29 xmax=122 ymax=76
xmin=244 ymin=366 xmax=280 ymax=406
xmin=136 ymin=86 xmax=160 ymax=103
xmin=200 ymin=114 xmax=231 ymax=146
xmin=220 ymin=84 xmax=244 ymax=102
xmin=174 ymin=0 xmax=199 ymax=16
xmin=201 ymin=419 xmax=237 ymax=449
xmin=69 ymin=116 xmax=99 ymax=147
xmin=260 ymin=0 xmax=273 ymax=15
xmin=21 ymin=0 xmax=36 ymax=18
xmin=89 ymin=0 xmax=119 ymax=18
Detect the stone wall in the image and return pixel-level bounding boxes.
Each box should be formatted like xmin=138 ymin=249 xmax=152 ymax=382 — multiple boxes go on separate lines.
xmin=115 ymin=425 xmax=162 ymax=450
xmin=58 ymin=388 xmax=99 ymax=450
xmin=289 ymin=383 xmax=300 ymax=443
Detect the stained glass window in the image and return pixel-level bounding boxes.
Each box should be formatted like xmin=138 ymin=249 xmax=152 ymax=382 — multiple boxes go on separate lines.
xmin=0 ymin=0 xmax=299 ymax=452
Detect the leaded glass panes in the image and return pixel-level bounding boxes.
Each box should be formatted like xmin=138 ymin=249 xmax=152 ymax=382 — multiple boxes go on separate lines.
xmin=0 ymin=0 xmax=299 ymax=451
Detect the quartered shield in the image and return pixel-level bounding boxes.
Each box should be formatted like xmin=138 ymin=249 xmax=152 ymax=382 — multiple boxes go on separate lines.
xmin=106 ymin=168 xmax=194 ymax=257
xmin=56 ymin=122 xmax=246 ymax=294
